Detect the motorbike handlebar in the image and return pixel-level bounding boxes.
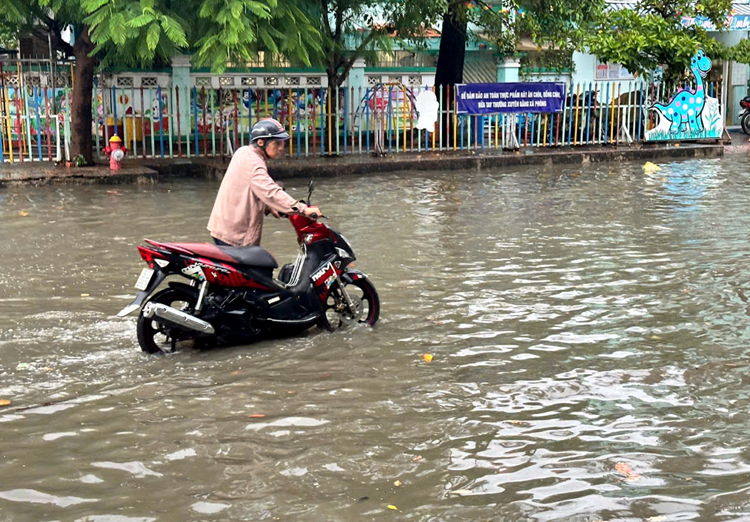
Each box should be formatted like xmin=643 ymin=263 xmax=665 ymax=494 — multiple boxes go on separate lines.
xmin=277 ymin=212 xmax=327 ymax=220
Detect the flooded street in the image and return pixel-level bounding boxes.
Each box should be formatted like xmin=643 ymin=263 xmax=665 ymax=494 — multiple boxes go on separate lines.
xmin=3 ymin=156 xmax=750 ymax=521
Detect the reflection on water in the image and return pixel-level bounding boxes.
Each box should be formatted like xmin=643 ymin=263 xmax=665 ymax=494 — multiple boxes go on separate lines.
xmin=2 ymin=157 xmax=750 ymax=520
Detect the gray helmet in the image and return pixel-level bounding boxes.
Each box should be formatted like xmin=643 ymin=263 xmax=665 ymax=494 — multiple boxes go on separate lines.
xmin=251 ymin=118 xmax=290 ymax=143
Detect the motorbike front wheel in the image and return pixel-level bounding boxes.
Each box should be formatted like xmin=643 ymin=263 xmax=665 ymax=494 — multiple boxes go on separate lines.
xmin=741 ymin=112 xmax=750 ymax=136
xmin=136 ymin=288 xmax=200 ymax=353
xmin=319 ymin=278 xmax=380 ymax=330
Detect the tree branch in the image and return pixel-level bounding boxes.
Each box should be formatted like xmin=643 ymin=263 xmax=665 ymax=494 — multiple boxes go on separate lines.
xmin=320 ymin=0 xmax=335 ymax=40
xmin=333 ymin=2 xmax=344 ymax=40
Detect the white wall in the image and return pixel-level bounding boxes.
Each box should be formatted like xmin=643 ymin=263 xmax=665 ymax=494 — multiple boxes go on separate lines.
xmin=712 ymin=30 xmax=749 ymax=124
xmin=572 ymin=52 xmax=597 ymax=84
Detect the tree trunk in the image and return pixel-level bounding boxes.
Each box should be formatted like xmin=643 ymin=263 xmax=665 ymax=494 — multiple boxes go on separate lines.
xmin=435 ymin=5 xmax=468 ymax=146
xmin=70 ymin=26 xmax=96 ymax=165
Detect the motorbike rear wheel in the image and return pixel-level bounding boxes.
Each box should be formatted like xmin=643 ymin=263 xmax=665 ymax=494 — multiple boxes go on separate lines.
xmin=136 ymin=288 xmax=199 ymax=354
xmin=319 ymin=278 xmax=380 ymax=330
xmin=741 ymin=113 xmax=750 ymax=136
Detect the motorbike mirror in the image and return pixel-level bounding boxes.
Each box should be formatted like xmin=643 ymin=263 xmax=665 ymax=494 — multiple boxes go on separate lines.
xmin=307 ymin=180 xmax=314 ymax=204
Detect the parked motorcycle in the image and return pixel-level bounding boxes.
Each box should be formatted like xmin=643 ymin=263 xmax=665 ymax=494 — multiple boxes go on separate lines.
xmin=740 ymin=96 xmax=750 ymax=135
xmin=118 ymin=182 xmax=379 ymax=353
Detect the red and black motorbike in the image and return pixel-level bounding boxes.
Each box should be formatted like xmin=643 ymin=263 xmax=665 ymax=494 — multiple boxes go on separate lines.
xmin=118 ymin=183 xmax=379 ymax=353
xmin=740 ymin=96 xmax=750 ymax=136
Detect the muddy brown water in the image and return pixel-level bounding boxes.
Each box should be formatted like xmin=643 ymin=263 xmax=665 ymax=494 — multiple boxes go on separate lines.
xmin=2 ymin=157 xmax=750 ymax=521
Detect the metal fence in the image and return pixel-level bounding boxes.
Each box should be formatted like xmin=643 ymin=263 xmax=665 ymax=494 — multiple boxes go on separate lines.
xmin=0 ymin=79 xmax=724 ymax=164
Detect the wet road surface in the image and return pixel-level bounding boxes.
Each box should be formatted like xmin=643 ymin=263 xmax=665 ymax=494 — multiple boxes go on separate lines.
xmin=2 ymin=157 xmax=750 ymax=520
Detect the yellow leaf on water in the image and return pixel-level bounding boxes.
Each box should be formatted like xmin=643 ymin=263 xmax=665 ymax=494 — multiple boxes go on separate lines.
xmin=80 ymin=294 xmax=90 ymax=297
xmin=248 ymin=414 xmax=265 ymax=418
xmin=412 ymin=455 xmax=423 ymax=462
xmin=19 ymin=211 xmax=28 ymax=217
xmin=388 ymin=505 xmax=398 ymax=510
xmin=420 ymin=354 xmax=433 ymax=363
xmin=394 ymin=480 xmax=402 ymax=487
xmin=0 ymin=400 xmax=11 ymax=407
xmin=643 ymin=162 xmax=661 ymax=173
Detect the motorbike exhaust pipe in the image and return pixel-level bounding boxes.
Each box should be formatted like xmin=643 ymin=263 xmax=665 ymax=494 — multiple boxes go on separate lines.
xmin=142 ymin=302 xmax=215 ymax=335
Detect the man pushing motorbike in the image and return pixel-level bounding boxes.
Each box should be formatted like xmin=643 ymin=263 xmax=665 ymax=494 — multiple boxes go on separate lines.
xmin=208 ymin=118 xmax=322 ymax=247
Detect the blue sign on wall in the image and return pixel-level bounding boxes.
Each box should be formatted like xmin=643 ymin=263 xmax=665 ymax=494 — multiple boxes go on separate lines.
xmin=456 ymin=82 xmax=566 ymax=114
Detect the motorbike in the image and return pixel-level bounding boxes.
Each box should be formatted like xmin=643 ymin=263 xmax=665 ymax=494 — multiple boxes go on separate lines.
xmin=740 ymin=96 xmax=750 ymax=135
xmin=117 ymin=182 xmax=379 ymax=353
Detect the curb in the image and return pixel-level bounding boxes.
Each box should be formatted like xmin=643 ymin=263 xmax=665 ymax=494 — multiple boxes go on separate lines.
xmin=0 ymin=143 xmax=725 ymax=186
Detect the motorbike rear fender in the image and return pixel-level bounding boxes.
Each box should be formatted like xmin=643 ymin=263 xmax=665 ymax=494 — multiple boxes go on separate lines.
xmin=168 ymin=281 xmax=200 ymax=300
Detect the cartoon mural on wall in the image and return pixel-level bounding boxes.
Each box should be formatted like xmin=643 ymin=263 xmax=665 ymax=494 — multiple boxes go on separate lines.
xmin=0 ymin=87 xmax=68 ymax=139
xmin=646 ymin=50 xmax=723 ymax=141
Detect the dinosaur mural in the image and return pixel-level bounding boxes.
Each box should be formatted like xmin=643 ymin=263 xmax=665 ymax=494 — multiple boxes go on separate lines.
xmin=646 ymin=50 xmax=723 ymax=141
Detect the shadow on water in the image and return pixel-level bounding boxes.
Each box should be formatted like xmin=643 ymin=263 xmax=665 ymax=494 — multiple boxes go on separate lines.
xmin=1 ymin=157 xmax=750 ymax=520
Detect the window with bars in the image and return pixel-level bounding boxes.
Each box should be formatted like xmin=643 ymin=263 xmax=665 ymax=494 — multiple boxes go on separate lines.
xmin=219 ymin=76 xmax=234 ymax=86
xmin=141 ymin=77 xmax=158 ymax=87
xmin=306 ymin=77 xmax=321 ymax=86
xmin=264 ymin=77 xmax=278 ymax=86
xmin=408 ymin=76 xmax=422 ymax=86
xmin=389 ymin=75 xmax=402 ymax=83
xmin=367 ymin=76 xmax=379 ymax=86
xmin=241 ymin=77 xmax=256 ymax=86
xmin=117 ymin=77 xmax=134 ymax=87
xmin=285 ymin=77 xmax=300 ymax=86
xmin=195 ymin=77 xmax=211 ymax=87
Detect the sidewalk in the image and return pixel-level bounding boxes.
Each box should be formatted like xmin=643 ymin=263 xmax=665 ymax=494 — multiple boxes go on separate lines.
xmin=0 ymin=140 xmax=730 ymax=187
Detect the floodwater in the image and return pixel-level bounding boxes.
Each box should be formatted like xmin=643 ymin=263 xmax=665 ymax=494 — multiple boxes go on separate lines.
xmin=2 ymin=156 xmax=750 ymax=521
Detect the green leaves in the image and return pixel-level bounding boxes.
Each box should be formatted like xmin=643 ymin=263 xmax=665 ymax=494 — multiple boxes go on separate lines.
xmin=161 ymin=16 xmax=187 ymax=47
xmin=81 ymin=0 xmax=196 ymax=68
xmin=585 ymin=0 xmax=734 ymax=82
xmin=191 ymin=0 xmax=320 ymax=73
xmin=146 ymin=21 xmax=161 ymax=51
xmin=129 ymin=13 xmax=155 ymax=28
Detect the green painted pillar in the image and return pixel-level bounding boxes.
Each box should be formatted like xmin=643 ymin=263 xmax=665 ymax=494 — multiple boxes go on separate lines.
xmin=497 ymin=57 xmax=521 ymax=83
xmin=171 ymin=54 xmax=191 ymax=137
xmin=347 ymin=57 xmax=366 ymax=93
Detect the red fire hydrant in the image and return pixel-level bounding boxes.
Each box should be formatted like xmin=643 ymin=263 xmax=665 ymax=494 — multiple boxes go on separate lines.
xmin=104 ymin=135 xmax=127 ymax=172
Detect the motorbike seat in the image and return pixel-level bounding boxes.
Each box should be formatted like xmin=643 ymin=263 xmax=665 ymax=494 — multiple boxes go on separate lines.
xmin=217 ymin=245 xmax=278 ymax=269
xmin=154 ymin=241 xmax=278 ymax=269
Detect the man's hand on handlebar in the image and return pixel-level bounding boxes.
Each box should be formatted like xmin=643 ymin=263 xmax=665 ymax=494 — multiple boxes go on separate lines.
xmin=303 ymin=206 xmax=323 ymax=220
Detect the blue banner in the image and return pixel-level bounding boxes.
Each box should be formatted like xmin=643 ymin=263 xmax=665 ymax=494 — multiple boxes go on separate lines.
xmin=456 ymin=82 xmax=566 ymax=114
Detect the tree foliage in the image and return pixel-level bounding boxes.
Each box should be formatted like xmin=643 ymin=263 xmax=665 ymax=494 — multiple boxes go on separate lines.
xmin=513 ymin=0 xmax=604 ymax=53
xmin=1 ymin=0 xmax=325 ymax=161
xmin=585 ymin=0 xmax=734 ymax=82
xmin=80 ymin=0 xmax=321 ymax=72
xmin=307 ymin=0 xmax=444 ymax=88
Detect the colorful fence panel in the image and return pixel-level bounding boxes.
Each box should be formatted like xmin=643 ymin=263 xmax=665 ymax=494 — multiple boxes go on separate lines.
xmin=0 ymin=80 xmax=725 ymax=164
